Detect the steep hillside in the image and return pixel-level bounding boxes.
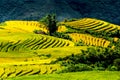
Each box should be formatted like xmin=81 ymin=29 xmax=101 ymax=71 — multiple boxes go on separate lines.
xmin=62 ymin=18 xmax=120 ymax=33
xmin=0 ymin=18 xmax=120 ymax=79
xmin=0 ymin=0 xmax=120 ymax=25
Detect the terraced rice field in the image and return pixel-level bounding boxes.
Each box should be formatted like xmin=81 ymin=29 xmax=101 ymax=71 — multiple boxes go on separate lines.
xmin=69 ymin=33 xmax=111 ymax=47
xmin=0 ymin=64 xmax=61 ymax=79
xmin=62 ymin=18 xmax=119 ymax=33
xmin=0 ymin=46 xmax=89 ymax=79
xmin=3 ymin=21 xmax=49 ymax=33
xmin=0 ymin=33 xmax=74 ymax=52
xmin=0 ymin=18 xmax=120 ymax=80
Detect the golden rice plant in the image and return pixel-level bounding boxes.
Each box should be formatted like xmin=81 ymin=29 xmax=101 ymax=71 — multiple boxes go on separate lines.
xmin=57 ymin=25 xmax=67 ymax=32
xmin=0 ymin=33 xmax=74 ymax=52
xmin=0 ymin=68 xmax=4 ymax=77
xmin=113 ymin=37 xmax=119 ymax=42
xmin=62 ymin=18 xmax=119 ymax=33
xmin=0 ymin=64 xmax=61 ymax=79
xmin=111 ymin=45 xmax=115 ymax=49
xmin=4 ymin=20 xmax=49 ymax=33
xmin=69 ymin=33 xmax=111 ymax=47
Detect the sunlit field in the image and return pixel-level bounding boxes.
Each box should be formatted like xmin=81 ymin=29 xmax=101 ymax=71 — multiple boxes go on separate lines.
xmin=0 ymin=18 xmax=120 ymax=80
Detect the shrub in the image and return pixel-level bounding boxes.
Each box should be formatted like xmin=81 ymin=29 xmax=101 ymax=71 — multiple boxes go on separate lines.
xmin=63 ymin=18 xmax=78 ymax=22
xmin=61 ymin=64 xmax=92 ymax=73
xmin=52 ymin=32 xmax=72 ymax=40
xmin=114 ymin=59 xmax=120 ymax=70
xmin=33 ymin=30 xmax=46 ymax=34
xmin=75 ymin=40 xmax=85 ymax=46
xmin=107 ymin=65 xmax=118 ymax=71
xmin=93 ymin=66 xmax=105 ymax=71
xmin=56 ymin=47 xmax=120 ymax=71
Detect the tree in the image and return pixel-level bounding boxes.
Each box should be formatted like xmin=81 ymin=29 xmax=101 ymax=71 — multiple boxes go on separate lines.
xmin=40 ymin=14 xmax=58 ymax=35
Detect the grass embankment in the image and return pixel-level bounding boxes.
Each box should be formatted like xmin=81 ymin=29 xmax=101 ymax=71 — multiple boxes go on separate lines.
xmin=7 ymin=71 xmax=120 ymax=80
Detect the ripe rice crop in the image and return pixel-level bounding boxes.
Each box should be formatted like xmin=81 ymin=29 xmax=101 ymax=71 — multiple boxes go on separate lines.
xmin=0 ymin=64 xmax=61 ymax=79
xmin=4 ymin=20 xmax=49 ymax=33
xmin=69 ymin=33 xmax=111 ymax=47
xmin=63 ymin=18 xmax=119 ymax=33
xmin=57 ymin=25 xmax=67 ymax=32
xmin=0 ymin=34 xmax=74 ymax=52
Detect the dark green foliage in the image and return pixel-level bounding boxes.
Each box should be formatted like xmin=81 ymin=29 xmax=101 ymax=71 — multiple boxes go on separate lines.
xmin=40 ymin=14 xmax=58 ymax=35
xmin=55 ymin=47 xmax=120 ymax=71
xmin=75 ymin=40 xmax=85 ymax=46
xmin=52 ymin=32 xmax=72 ymax=41
xmin=107 ymin=65 xmax=118 ymax=71
xmin=114 ymin=39 xmax=120 ymax=48
xmin=93 ymin=66 xmax=105 ymax=71
xmin=33 ymin=30 xmax=46 ymax=34
xmin=37 ymin=54 xmax=51 ymax=58
xmin=114 ymin=59 xmax=120 ymax=70
xmin=63 ymin=18 xmax=78 ymax=22
xmin=112 ymin=30 xmax=120 ymax=37
xmin=61 ymin=64 xmax=92 ymax=73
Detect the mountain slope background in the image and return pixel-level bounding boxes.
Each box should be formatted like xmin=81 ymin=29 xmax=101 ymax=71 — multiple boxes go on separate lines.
xmin=0 ymin=0 xmax=120 ymax=25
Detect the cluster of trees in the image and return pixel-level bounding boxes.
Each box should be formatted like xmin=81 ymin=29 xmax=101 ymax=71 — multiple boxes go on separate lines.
xmin=54 ymin=47 xmax=120 ymax=72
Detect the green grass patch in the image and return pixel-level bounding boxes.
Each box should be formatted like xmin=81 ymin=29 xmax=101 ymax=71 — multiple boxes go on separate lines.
xmin=7 ymin=71 xmax=120 ymax=80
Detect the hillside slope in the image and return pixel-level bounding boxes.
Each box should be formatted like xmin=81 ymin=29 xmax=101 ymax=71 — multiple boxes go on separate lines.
xmin=0 ymin=0 xmax=120 ymax=25
xmin=0 ymin=18 xmax=120 ymax=79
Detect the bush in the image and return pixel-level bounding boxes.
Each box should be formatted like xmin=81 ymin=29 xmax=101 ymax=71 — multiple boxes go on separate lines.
xmin=52 ymin=32 xmax=72 ymax=40
xmin=63 ymin=18 xmax=78 ymax=22
xmin=61 ymin=64 xmax=92 ymax=73
xmin=114 ymin=59 xmax=120 ymax=70
xmin=107 ymin=65 xmax=118 ymax=71
xmin=33 ymin=30 xmax=46 ymax=34
xmin=93 ymin=66 xmax=105 ymax=71
xmin=75 ymin=40 xmax=85 ymax=46
xmin=56 ymin=47 xmax=120 ymax=71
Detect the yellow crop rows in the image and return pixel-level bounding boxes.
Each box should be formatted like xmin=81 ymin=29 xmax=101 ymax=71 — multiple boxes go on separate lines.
xmin=63 ymin=18 xmax=119 ymax=33
xmin=0 ymin=64 xmax=61 ymax=79
xmin=69 ymin=33 xmax=111 ymax=47
xmin=0 ymin=18 xmax=119 ymax=80
xmin=0 ymin=33 xmax=74 ymax=52
xmin=4 ymin=20 xmax=49 ymax=33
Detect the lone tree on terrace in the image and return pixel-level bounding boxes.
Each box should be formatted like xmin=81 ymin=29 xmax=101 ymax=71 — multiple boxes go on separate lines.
xmin=40 ymin=14 xmax=58 ymax=35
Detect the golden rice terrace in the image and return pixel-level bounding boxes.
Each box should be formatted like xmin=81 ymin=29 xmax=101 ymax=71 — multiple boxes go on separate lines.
xmin=0 ymin=18 xmax=120 ymax=79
